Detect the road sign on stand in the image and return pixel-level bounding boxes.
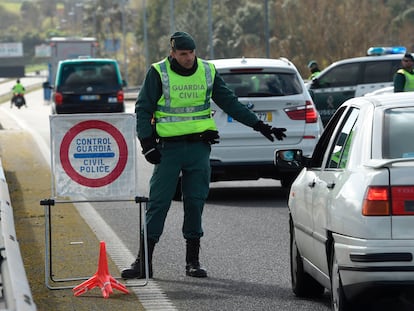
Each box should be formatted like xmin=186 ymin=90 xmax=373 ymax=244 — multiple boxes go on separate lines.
xmin=50 ymin=113 xmax=137 ymax=200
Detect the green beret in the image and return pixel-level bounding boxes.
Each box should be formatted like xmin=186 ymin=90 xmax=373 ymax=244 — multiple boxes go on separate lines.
xmin=403 ymin=53 xmax=414 ymax=61
xmin=170 ymin=31 xmax=196 ymax=50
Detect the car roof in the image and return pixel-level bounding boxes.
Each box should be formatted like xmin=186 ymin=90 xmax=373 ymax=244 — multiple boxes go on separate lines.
xmin=59 ymin=58 xmax=118 ymax=65
xmin=209 ymin=57 xmax=296 ymax=70
xmin=344 ymin=92 xmax=414 ymax=109
xmin=319 ymin=53 xmax=408 ymax=75
xmin=364 ymin=86 xmax=394 ymax=96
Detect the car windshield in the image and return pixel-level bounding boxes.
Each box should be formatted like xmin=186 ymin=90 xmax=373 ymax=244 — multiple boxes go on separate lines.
xmin=383 ymin=107 xmax=414 ymax=159
xmin=220 ymin=72 xmax=302 ymax=97
xmin=59 ymin=62 xmax=119 ymax=91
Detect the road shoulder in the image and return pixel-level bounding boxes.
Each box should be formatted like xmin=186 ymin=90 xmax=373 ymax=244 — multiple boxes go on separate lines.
xmin=0 ymin=124 xmax=144 ymax=310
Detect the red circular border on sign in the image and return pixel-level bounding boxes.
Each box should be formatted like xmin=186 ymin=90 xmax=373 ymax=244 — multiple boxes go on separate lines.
xmin=60 ymin=120 xmax=128 ymax=187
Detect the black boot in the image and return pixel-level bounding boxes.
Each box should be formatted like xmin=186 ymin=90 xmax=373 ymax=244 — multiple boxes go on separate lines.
xmin=185 ymin=238 xmax=207 ymax=278
xmin=122 ymin=237 xmax=156 ymax=279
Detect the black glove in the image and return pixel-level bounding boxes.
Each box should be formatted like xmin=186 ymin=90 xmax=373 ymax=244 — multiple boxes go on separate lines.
xmin=253 ymin=121 xmax=287 ymax=142
xmin=140 ymin=136 xmax=161 ymax=164
xmin=199 ymin=130 xmax=220 ymax=144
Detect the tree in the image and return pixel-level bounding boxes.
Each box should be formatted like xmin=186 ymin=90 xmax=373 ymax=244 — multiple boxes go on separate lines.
xmin=391 ymin=7 xmax=414 ymax=51
xmin=0 ymin=3 xmax=20 ymax=41
xmin=40 ymin=0 xmax=414 ymax=82
xmin=232 ymin=2 xmax=264 ymax=57
xmin=21 ymin=1 xmax=41 ymax=30
xmin=271 ymin=0 xmax=394 ymax=76
xmin=38 ymin=0 xmax=57 ymax=29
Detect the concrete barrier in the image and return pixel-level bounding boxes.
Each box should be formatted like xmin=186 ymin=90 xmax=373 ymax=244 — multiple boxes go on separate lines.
xmin=0 ymin=159 xmax=37 ymax=311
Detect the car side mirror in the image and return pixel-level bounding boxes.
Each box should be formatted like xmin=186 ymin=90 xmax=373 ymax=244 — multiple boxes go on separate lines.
xmin=274 ymin=149 xmax=305 ymax=172
xmin=43 ymin=81 xmax=53 ymax=89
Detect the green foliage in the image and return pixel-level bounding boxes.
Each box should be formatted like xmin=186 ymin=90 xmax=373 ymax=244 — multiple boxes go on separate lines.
xmin=0 ymin=3 xmax=20 ymax=41
xmin=22 ymin=32 xmax=44 ymax=59
xmin=21 ymin=1 xmax=41 ymax=29
xmin=1 ymin=0 xmax=414 ymax=83
xmin=1 ymin=0 xmax=20 ymax=14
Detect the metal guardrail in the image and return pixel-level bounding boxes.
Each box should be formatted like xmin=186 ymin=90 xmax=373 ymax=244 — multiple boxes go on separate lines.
xmin=0 ymin=159 xmax=37 ymax=311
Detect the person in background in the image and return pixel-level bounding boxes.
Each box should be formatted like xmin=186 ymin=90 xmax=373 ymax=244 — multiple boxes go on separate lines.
xmin=394 ymin=53 xmax=414 ymax=92
xmin=307 ymin=60 xmax=321 ymax=80
xmin=121 ymin=31 xmax=286 ymax=279
xmin=11 ymin=79 xmax=26 ymax=108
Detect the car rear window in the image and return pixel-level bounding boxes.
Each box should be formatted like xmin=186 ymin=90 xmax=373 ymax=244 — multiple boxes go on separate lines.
xmin=220 ymin=72 xmax=302 ymax=97
xmin=383 ymin=107 xmax=414 ymax=159
xmin=59 ymin=62 xmax=119 ymax=91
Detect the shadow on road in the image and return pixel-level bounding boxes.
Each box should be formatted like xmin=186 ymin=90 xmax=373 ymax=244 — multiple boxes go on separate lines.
xmin=157 ymin=276 xmax=331 ymax=310
xmin=207 ymin=184 xmax=289 ymax=205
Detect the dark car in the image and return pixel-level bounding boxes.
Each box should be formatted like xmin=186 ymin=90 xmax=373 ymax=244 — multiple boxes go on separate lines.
xmin=51 ymin=58 xmax=127 ymax=114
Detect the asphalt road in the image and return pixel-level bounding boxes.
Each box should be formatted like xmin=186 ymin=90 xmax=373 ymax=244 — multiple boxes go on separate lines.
xmin=3 ymin=87 xmax=413 ymax=310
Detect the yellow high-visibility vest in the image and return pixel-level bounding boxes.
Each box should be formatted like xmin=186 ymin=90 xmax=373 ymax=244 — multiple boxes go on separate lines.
xmin=153 ymin=58 xmax=218 ymax=137
xmin=397 ymin=69 xmax=414 ymax=91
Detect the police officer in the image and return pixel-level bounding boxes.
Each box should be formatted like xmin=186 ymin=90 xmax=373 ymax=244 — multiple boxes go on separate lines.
xmin=394 ymin=53 xmax=414 ymax=92
xmin=307 ymin=60 xmax=321 ymax=80
xmin=121 ymin=31 xmax=286 ymax=279
xmin=11 ymin=79 xmax=26 ymax=108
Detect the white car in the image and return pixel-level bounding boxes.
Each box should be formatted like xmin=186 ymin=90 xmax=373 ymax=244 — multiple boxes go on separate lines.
xmin=364 ymin=86 xmax=394 ymax=96
xmin=209 ymin=57 xmax=323 ymax=187
xmin=275 ymin=92 xmax=414 ymax=310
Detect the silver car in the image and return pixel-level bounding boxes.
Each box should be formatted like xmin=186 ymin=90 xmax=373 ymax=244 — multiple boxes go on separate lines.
xmin=275 ymin=92 xmax=414 ymax=310
xmin=209 ymin=57 xmax=323 ymax=187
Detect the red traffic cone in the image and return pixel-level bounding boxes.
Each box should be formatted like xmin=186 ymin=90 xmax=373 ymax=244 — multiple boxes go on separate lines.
xmin=73 ymin=241 xmax=129 ymax=298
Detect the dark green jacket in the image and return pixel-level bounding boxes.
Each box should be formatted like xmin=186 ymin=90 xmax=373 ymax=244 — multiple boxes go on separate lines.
xmin=135 ymin=57 xmax=259 ymax=140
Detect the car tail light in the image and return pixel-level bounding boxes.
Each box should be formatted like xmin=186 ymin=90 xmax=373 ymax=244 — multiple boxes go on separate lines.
xmin=363 ymin=186 xmax=414 ymax=216
xmin=54 ymin=92 xmax=63 ymax=105
xmin=362 ymin=186 xmax=390 ymax=216
xmin=117 ymin=90 xmax=124 ymax=103
xmin=284 ymin=100 xmax=318 ymax=123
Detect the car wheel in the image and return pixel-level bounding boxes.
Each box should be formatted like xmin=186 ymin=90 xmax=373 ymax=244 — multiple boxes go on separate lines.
xmin=173 ymin=177 xmax=182 ymax=201
xmin=290 ymin=216 xmax=325 ymax=297
xmin=330 ymin=246 xmax=351 ymax=311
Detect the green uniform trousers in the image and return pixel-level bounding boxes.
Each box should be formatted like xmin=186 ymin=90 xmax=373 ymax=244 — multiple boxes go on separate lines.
xmin=146 ymin=140 xmax=211 ymax=242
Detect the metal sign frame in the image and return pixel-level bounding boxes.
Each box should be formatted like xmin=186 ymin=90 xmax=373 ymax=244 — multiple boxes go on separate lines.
xmin=40 ymin=197 xmax=149 ymax=290
xmin=42 ymin=113 xmax=148 ymax=290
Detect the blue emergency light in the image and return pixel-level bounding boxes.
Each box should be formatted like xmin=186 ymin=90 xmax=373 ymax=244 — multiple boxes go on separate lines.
xmin=367 ymin=46 xmax=406 ymax=56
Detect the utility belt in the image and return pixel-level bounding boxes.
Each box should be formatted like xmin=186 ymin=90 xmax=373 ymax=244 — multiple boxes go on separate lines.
xmin=158 ymin=130 xmax=219 ymax=145
xmin=159 ymin=133 xmax=204 ymax=142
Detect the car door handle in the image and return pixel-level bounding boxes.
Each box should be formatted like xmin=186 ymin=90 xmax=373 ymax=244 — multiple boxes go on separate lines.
xmin=327 ymin=182 xmax=335 ymax=189
xmin=308 ymin=181 xmax=316 ymax=188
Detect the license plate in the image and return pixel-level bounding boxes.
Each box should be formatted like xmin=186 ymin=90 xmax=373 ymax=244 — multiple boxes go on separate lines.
xmin=255 ymin=111 xmax=272 ymax=122
xmin=227 ymin=111 xmax=272 ymax=122
xmin=80 ymin=95 xmax=100 ymax=101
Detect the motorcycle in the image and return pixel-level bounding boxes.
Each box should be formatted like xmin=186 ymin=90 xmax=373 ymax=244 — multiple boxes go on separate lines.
xmin=12 ymin=93 xmax=26 ymax=109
